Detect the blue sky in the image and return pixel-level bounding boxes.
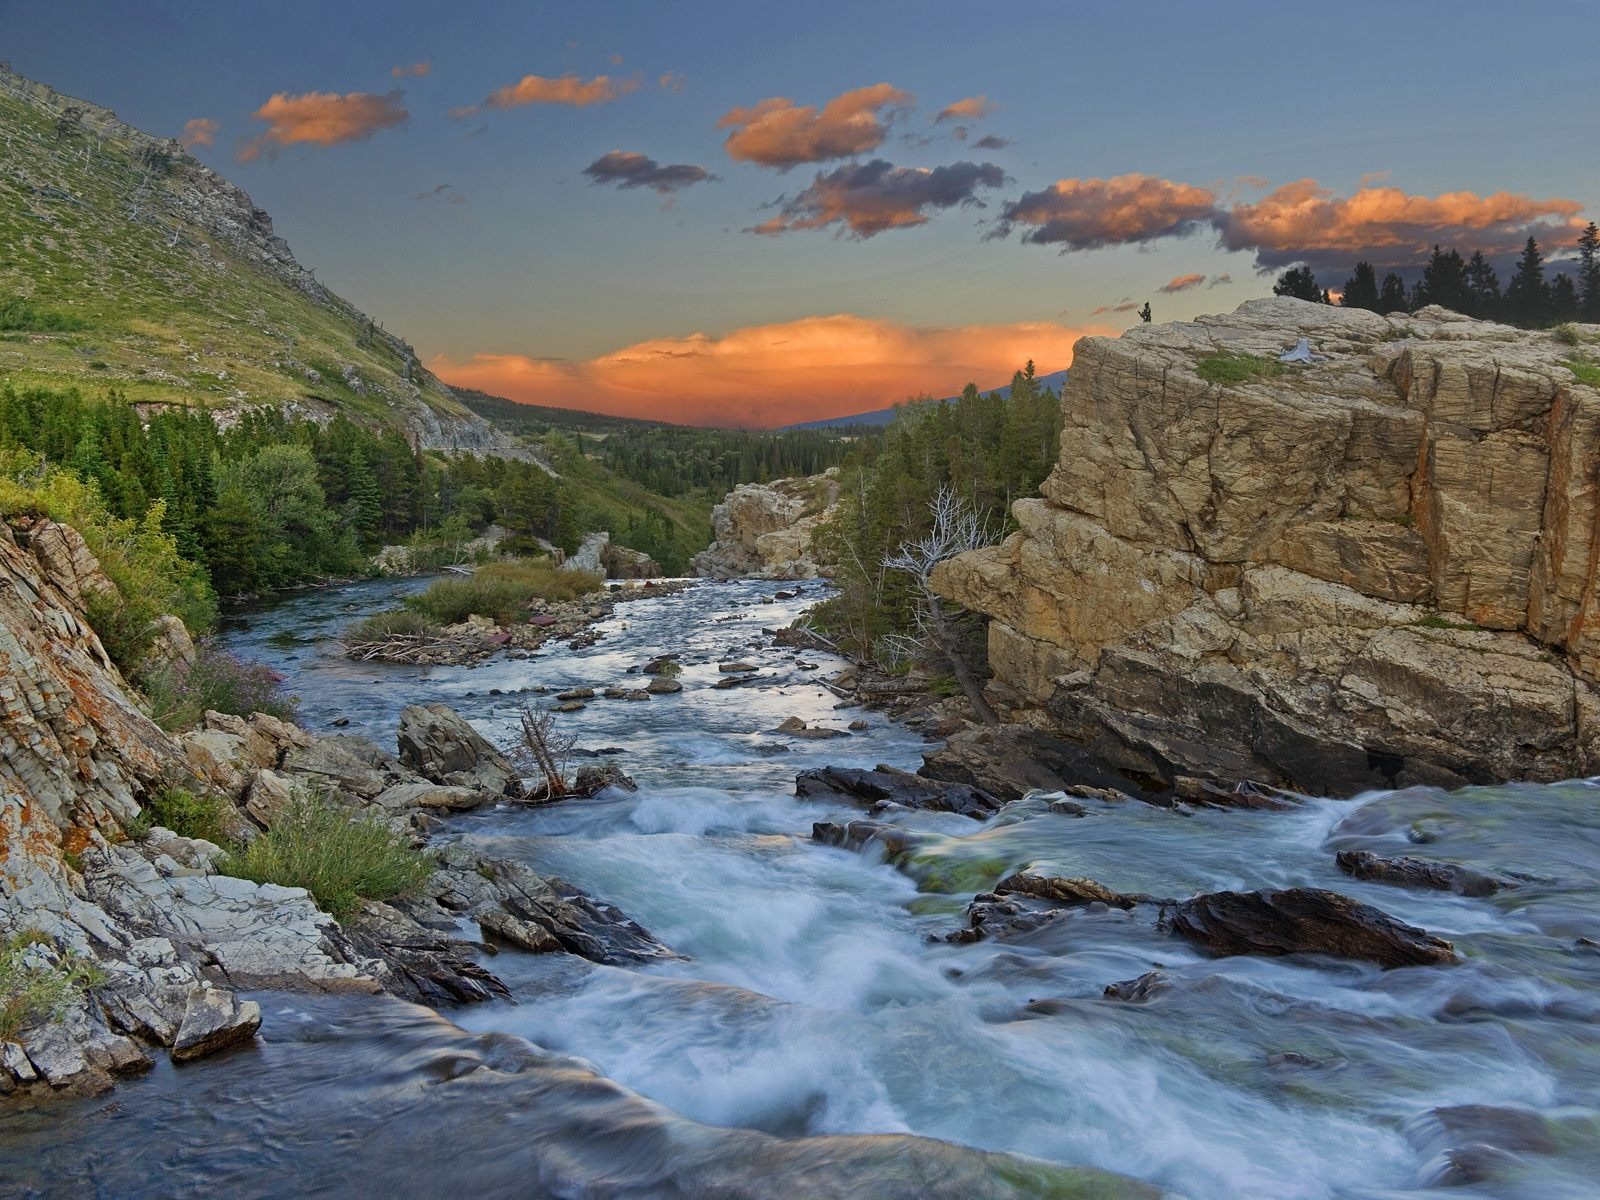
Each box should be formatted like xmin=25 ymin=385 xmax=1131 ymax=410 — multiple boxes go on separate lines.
xmin=3 ymin=0 xmax=1596 ymax=423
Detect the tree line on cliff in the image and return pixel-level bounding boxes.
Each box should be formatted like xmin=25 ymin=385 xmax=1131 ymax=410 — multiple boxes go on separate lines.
xmin=810 ymin=363 xmax=1062 ymax=666
xmin=1273 ymin=223 xmax=1600 ymax=327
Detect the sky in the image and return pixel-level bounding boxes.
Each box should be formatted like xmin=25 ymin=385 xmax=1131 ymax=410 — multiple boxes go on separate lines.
xmin=3 ymin=0 xmax=1598 ymax=426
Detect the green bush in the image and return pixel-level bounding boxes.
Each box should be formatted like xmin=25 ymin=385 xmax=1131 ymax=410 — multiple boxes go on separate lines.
xmin=141 ymin=638 xmax=296 ymax=732
xmin=345 ymin=608 xmax=441 ymax=643
xmin=143 ymin=787 xmax=233 ymax=843
xmin=1196 ymin=351 xmax=1285 ymax=386
xmin=0 ymin=297 xmax=86 ymax=333
xmin=217 ymin=793 xmax=432 ymax=918
xmin=0 ymin=931 xmax=103 ymax=1042
xmin=1553 ymin=323 xmax=1582 ymax=347
xmin=1566 ymin=358 xmax=1600 ymax=388
xmin=401 ymin=559 xmax=602 ymax=625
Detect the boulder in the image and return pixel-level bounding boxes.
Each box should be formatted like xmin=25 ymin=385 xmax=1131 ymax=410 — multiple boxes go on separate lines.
xmin=994 ymin=870 xmax=1148 ymax=910
xmin=795 ymin=765 xmax=1003 ymax=820
xmin=1335 ymin=849 xmax=1509 ymax=897
xmin=396 ymin=703 xmax=521 ymax=796
xmin=1168 ymin=887 xmax=1459 ymax=968
xmin=170 ymin=986 xmax=261 ymax=1061
xmin=691 ymin=470 xmax=842 ymax=580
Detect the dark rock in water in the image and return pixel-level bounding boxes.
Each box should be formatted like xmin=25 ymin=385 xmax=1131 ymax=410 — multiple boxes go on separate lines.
xmin=646 ymin=677 xmax=683 ymax=695
xmin=713 ymin=673 xmax=760 ymax=689
xmin=1104 ymin=971 xmax=1169 ymax=1003
xmin=948 ymin=894 xmax=1064 ymax=944
xmin=920 ymin=724 xmax=1165 ymax=806
xmin=995 ymin=870 xmax=1147 ymax=910
xmin=811 ymin=819 xmax=921 ymax=858
xmin=1047 ymin=799 xmax=1089 ymax=817
xmin=347 ymin=901 xmax=509 ymax=1007
xmin=556 ymin=688 xmax=595 ymax=701
xmin=1169 ymin=887 xmax=1458 ymax=968
xmin=795 ymin=765 xmax=1002 ymax=820
xmin=574 ymin=763 xmax=637 ymax=795
xmin=1174 ymin=775 xmax=1298 ymax=811
xmin=775 ymin=716 xmax=848 ymax=739
xmin=1407 ymin=1104 xmax=1560 ymax=1188
xmin=1335 ymin=849 xmax=1509 ymax=897
xmin=718 ymin=660 xmax=757 ymax=673
xmin=642 ymin=654 xmax=679 ymax=674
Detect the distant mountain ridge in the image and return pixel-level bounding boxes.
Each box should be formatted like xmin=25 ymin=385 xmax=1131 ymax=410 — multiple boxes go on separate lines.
xmin=0 ymin=63 xmax=514 ymax=454
xmin=783 ymin=368 xmax=1070 ymax=429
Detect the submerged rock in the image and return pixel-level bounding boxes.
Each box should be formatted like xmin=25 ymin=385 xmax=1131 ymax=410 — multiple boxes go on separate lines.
xmin=1335 ymin=849 xmax=1509 ymax=897
xmin=1169 ymin=887 xmax=1459 ymax=968
xmin=795 ymin=765 xmax=1003 ymax=820
xmin=994 ymin=870 xmax=1148 ymax=910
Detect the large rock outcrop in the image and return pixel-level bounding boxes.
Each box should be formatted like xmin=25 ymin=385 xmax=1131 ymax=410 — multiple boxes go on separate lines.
xmin=692 ymin=471 xmax=841 ymax=579
xmin=935 ymin=299 xmax=1600 ymax=796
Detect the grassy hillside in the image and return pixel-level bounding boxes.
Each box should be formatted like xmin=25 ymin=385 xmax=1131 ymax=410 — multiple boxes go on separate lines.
xmin=0 ymin=66 xmax=486 ymax=444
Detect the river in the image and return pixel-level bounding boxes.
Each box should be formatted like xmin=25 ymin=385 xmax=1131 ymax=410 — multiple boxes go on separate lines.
xmin=3 ymin=577 xmax=1598 ymax=1199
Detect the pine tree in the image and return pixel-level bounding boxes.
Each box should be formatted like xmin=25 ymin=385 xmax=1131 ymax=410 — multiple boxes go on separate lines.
xmin=1273 ymin=266 xmax=1323 ymax=302
xmin=1578 ymin=222 xmax=1600 ymax=322
xmin=1463 ymin=251 xmax=1501 ymax=319
xmin=1550 ymin=273 xmax=1579 ymax=322
xmin=1341 ymin=262 xmax=1380 ymax=311
xmin=1506 ymin=237 xmax=1548 ymax=327
xmin=1378 ymin=273 xmax=1409 ymax=314
xmin=1415 ymin=246 xmax=1468 ymax=314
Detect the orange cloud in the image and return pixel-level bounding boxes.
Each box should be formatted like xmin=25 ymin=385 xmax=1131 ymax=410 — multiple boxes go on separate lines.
xmin=430 ymin=314 xmax=1107 ymax=428
xmin=392 ymin=61 xmax=431 ymax=78
xmin=179 ymin=117 xmax=218 ymax=149
xmin=452 ymin=72 xmax=634 ymax=117
xmin=935 ymin=95 xmax=994 ymax=123
xmin=659 ymin=72 xmax=687 ymax=92
xmin=1219 ymin=179 xmax=1588 ymax=267
xmin=238 ymin=90 xmax=407 ymax=160
xmin=717 ymin=83 xmax=912 ymax=169
xmin=997 ymin=174 xmax=1219 ymax=249
xmin=1159 ymin=272 xmax=1206 ymax=294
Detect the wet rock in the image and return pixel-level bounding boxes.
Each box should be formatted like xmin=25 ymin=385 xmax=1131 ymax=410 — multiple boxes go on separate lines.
xmin=920 ymin=724 xmax=1161 ymax=806
xmin=372 ymin=781 xmax=492 ymax=812
xmin=1104 ymin=971 xmax=1170 ymax=1003
xmin=795 ymin=765 xmax=1002 ymax=820
xmin=170 ymin=986 xmax=261 ymax=1061
xmin=345 ymin=901 xmax=508 ymax=1007
xmin=995 ymin=870 xmax=1147 ymax=910
xmin=603 ymin=687 xmax=629 ymax=699
xmin=573 ymin=764 xmax=637 ymax=796
xmin=1335 ymin=849 xmax=1509 ymax=897
xmin=713 ymin=673 xmax=760 ymax=688
xmin=811 ymin=819 xmax=921 ymax=858
xmin=718 ymin=660 xmax=758 ymax=673
xmin=774 ymin=717 xmax=848 ymax=739
xmin=1047 ymin=798 xmax=1089 ymax=817
xmin=1169 ymin=887 xmax=1459 ymax=968
xmin=642 ymin=654 xmax=679 ymax=674
xmin=396 ymin=703 xmax=521 ymax=796
xmin=623 ymin=689 xmax=651 ymax=701
xmin=848 ymin=719 xmax=869 ymax=731
xmin=646 ymin=677 xmax=682 ymax=695
xmin=948 ymin=894 xmax=1064 ymax=944
xmin=556 ymin=701 xmax=586 ymax=713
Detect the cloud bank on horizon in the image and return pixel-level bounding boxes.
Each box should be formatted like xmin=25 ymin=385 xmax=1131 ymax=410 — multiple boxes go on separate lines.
xmin=430 ymin=314 xmax=1110 ymax=428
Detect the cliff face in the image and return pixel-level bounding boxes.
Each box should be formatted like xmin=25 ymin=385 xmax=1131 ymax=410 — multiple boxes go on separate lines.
xmin=935 ymin=298 xmax=1600 ymax=796
xmin=692 ymin=471 xmax=841 ymax=580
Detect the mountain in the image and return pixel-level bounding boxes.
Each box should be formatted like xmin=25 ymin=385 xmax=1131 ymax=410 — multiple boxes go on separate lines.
xmin=453 ymin=388 xmax=686 ymax=436
xmin=783 ymin=369 xmax=1070 ymax=430
xmin=0 ymin=65 xmax=509 ymax=453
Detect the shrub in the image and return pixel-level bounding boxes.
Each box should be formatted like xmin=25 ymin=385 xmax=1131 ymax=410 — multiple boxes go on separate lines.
xmin=0 ymin=931 xmax=104 ymax=1042
xmin=402 ymin=559 xmax=602 ymax=625
xmin=0 ymin=297 xmax=86 ymax=333
xmin=217 ymin=793 xmax=432 ymax=918
xmin=345 ymin=608 xmax=441 ymax=643
xmin=143 ymin=638 xmax=296 ymax=732
xmin=1553 ymin=323 xmax=1581 ymax=347
xmin=1196 ymin=351 xmax=1285 ymax=386
xmin=1566 ymin=358 xmax=1600 ymax=388
xmin=144 ymin=787 xmax=233 ymax=844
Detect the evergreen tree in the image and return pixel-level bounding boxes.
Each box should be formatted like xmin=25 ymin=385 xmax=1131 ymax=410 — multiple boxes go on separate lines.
xmin=1341 ymin=262 xmax=1380 ymax=311
xmin=1414 ymin=246 xmax=1468 ymax=314
xmin=1378 ymin=273 xmax=1409 ymax=314
xmin=1550 ymin=273 xmax=1579 ymax=322
xmin=1578 ymin=222 xmax=1600 ymax=322
xmin=1273 ymin=266 xmax=1324 ymax=302
xmin=1506 ymin=237 xmax=1548 ymax=326
xmin=1463 ymin=251 xmax=1501 ymax=319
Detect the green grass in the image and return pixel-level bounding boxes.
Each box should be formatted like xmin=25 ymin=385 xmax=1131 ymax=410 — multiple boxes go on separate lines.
xmin=0 ymin=297 xmax=87 ymax=332
xmin=1 ymin=931 xmax=104 ymax=1042
xmin=1566 ymin=358 xmax=1600 ymax=388
xmin=1196 ymin=351 xmax=1286 ymax=386
xmin=345 ymin=608 xmax=442 ymax=643
xmin=400 ymin=559 xmax=603 ymax=625
xmin=143 ymin=786 xmax=233 ymax=844
xmin=217 ymin=793 xmax=432 ymax=918
xmin=1553 ymin=323 xmax=1582 ymax=347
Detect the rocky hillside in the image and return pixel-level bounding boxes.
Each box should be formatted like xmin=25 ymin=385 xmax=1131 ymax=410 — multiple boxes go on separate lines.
xmin=935 ymin=298 xmax=1600 ymax=796
xmin=691 ymin=470 xmax=841 ymax=580
xmin=0 ymin=64 xmax=510 ymax=453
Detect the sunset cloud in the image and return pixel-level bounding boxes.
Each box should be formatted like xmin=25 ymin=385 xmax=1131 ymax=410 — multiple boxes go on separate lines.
xmin=658 ymin=72 xmax=687 ymax=92
xmin=1217 ymin=179 xmax=1589 ymax=268
xmin=935 ymin=95 xmax=994 ymax=124
xmin=995 ymin=173 xmax=1219 ymax=249
xmin=391 ymin=61 xmax=431 ymax=78
xmin=583 ymin=150 xmax=716 ymax=195
xmin=1159 ymin=272 xmax=1206 ymax=294
xmin=1090 ymin=302 xmax=1139 ymax=315
xmin=179 ymin=117 xmax=218 ymax=150
xmin=751 ymin=159 xmax=1005 ymax=238
xmin=430 ymin=313 xmax=1107 ymax=427
xmin=717 ymin=83 xmax=912 ymax=169
xmin=998 ymin=172 xmax=1590 ymax=270
xmin=451 ymin=72 xmax=634 ymax=118
xmin=238 ymin=90 xmax=407 ymax=160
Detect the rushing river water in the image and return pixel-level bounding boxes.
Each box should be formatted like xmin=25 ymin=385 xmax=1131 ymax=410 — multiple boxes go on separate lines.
xmin=4 ymin=578 xmax=1599 ymax=1199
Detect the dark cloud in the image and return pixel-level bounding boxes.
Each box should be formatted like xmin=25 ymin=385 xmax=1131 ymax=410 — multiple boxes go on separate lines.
xmin=751 ymin=159 xmax=1006 ymax=239
xmin=993 ymin=173 xmax=1218 ymax=249
xmin=1207 ymin=272 xmax=1233 ymax=287
xmin=583 ymin=150 xmax=717 ymax=195
xmin=974 ymin=134 xmax=1010 ymax=150
xmin=416 ymin=183 xmax=453 ymax=200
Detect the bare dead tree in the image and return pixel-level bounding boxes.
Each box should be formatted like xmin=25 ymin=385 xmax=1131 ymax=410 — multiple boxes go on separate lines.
xmin=882 ymin=486 xmax=1000 ymax=725
xmin=516 ymin=705 xmax=577 ymax=800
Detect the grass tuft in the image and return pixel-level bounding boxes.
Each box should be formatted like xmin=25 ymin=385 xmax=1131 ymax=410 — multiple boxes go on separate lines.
xmin=217 ymin=792 xmax=432 ymax=918
xmin=399 ymin=558 xmax=602 ymax=626
xmin=0 ymin=931 xmax=104 ymax=1042
xmin=144 ymin=786 xmax=233 ymax=844
xmin=1565 ymin=357 xmax=1600 ymax=388
xmin=1196 ymin=351 xmax=1286 ymax=386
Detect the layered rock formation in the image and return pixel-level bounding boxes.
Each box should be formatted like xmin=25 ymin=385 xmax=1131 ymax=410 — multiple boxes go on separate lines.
xmin=692 ymin=470 xmax=842 ymax=579
xmin=935 ymin=298 xmax=1600 ymax=796
xmin=560 ymin=531 xmax=662 ymax=579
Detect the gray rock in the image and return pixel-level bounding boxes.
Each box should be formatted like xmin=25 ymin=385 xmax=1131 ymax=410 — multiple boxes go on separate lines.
xmin=171 ymin=986 xmax=260 ymax=1061
xmin=396 ymin=703 xmax=521 ymax=796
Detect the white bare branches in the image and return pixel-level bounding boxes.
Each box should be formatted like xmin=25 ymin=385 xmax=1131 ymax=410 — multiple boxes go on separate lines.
xmin=883 ymin=486 xmax=996 ymax=585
